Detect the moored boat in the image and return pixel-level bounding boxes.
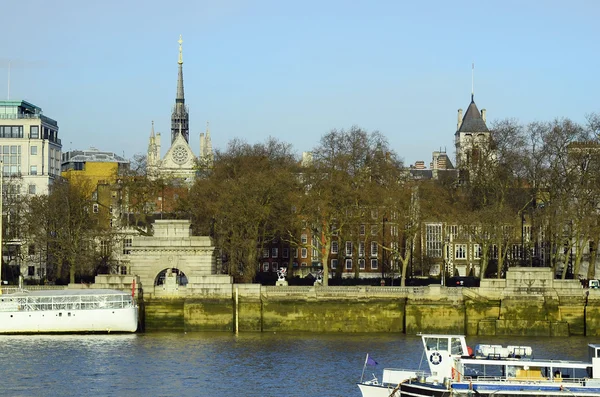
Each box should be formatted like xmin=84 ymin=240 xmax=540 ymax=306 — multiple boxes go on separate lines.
xmin=358 ymin=334 xmax=600 ymax=396
xmin=0 ymin=288 xmax=138 ymax=334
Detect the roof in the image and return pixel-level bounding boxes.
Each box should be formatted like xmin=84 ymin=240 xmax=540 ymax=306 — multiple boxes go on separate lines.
xmin=62 ymin=148 xmax=129 ymax=164
xmin=457 ymin=96 xmax=489 ymax=133
xmin=2 ymin=289 xmax=130 ymax=297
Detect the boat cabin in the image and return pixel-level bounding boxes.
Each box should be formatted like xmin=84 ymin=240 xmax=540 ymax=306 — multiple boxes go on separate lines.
xmin=420 ymin=334 xmax=469 ymax=381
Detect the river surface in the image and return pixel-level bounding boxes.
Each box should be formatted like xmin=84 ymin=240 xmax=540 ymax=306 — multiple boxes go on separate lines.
xmin=0 ymin=332 xmax=595 ymax=397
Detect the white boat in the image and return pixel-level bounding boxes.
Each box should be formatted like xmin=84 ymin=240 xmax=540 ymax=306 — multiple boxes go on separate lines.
xmin=0 ymin=289 xmax=138 ymax=334
xmin=358 ymin=334 xmax=600 ymax=397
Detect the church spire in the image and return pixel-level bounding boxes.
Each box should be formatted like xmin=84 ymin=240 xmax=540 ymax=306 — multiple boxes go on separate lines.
xmin=171 ymin=34 xmax=189 ymax=144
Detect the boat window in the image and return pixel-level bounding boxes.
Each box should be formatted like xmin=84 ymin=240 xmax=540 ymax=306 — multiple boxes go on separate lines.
xmin=425 ymin=337 xmax=448 ymax=351
xmin=451 ymin=338 xmax=464 ymax=355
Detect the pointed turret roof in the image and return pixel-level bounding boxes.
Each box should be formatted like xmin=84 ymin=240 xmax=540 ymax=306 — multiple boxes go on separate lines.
xmin=171 ymin=35 xmax=189 ymax=144
xmin=457 ymin=94 xmax=489 ymax=133
xmin=176 ymin=35 xmax=185 ymax=104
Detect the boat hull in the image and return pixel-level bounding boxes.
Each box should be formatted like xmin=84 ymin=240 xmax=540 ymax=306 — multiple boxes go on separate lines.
xmin=0 ymin=306 xmax=139 ymax=334
xmin=359 ymin=380 xmax=600 ymax=397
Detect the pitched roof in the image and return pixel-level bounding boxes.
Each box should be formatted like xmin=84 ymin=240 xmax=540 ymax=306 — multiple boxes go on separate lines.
xmin=458 ymin=95 xmax=489 ymax=133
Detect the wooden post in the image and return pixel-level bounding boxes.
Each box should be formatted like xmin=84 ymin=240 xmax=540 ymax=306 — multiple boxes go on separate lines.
xmin=235 ymin=286 xmax=239 ymax=334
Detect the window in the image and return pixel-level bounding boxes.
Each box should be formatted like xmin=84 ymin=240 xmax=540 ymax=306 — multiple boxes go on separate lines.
xmin=293 ymin=262 xmax=298 ymax=268
xmin=491 ymin=244 xmax=498 ymax=259
xmin=523 ymin=225 xmax=531 ymax=242
xmin=345 ymin=241 xmax=352 ymax=256
xmin=93 ymin=203 xmax=99 ymax=213
xmin=301 ymin=234 xmax=308 ymax=244
xmin=371 ymin=259 xmax=378 ymax=269
xmin=359 ymin=258 xmax=366 ymax=269
xmin=345 ymin=259 xmax=352 ymax=270
xmin=272 ymin=248 xmax=278 ymax=258
xmin=301 ymin=248 xmax=308 ymax=258
xmin=447 ymin=225 xmax=458 ymax=240
xmin=473 ymin=244 xmax=481 ymax=259
xmin=28 ymin=266 xmax=35 ymax=276
xmin=272 ymin=263 xmax=279 ymax=271
xmin=28 ymin=184 xmax=36 ymax=194
xmin=30 ymin=126 xmax=39 ymax=139
xmin=331 ymin=240 xmax=338 ymax=254
xmin=100 ymin=240 xmax=110 ymax=256
xmin=360 ymin=224 xmax=365 ymax=235
xmin=122 ymin=238 xmax=132 ymax=254
xmin=312 ymin=247 xmax=318 ymax=258
xmin=358 ymin=242 xmax=365 ymax=257
xmin=120 ymin=265 xmax=128 ymax=275
xmin=512 ymin=244 xmax=522 ymax=260
xmin=426 ymin=224 xmax=443 ymax=258
xmin=391 ymin=225 xmax=398 ymax=237
xmin=371 ymin=242 xmax=378 ymax=257
xmin=262 ymin=248 xmax=269 ymax=258
xmin=371 ymin=225 xmax=378 ymax=236
xmin=282 ymin=248 xmax=289 ymax=259
xmin=31 ymin=146 xmax=37 ymax=155
xmin=28 ymin=244 xmax=35 ymax=256
xmin=301 ymin=262 xmax=307 ymax=267
xmin=262 ymin=262 xmax=270 ymax=272
xmin=331 ymin=259 xmax=338 ymax=269
xmin=30 ymin=165 xmax=37 ymax=175
xmin=455 ymin=244 xmax=467 ymax=259
xmin=371 ymin=209 xmax=378 ymax=219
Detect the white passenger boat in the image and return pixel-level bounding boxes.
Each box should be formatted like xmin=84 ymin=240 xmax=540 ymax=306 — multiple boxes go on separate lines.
xmin=358 ymin=334 xmax=600 ymax=396
xmin=0 ymin=289 xmax=138 ymax=334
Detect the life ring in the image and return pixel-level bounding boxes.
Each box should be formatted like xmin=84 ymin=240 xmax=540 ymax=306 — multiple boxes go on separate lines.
xmin=430 ymin=352 xmax=442 ymax=365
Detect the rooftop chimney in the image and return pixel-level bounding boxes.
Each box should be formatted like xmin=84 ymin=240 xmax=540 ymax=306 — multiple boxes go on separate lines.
xmin=481 ymin=109 xmax=486 ymax=123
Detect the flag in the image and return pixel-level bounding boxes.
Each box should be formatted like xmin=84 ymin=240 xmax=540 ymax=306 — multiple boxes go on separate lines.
xmin=366 ymin=355 xmax=378 ymax=366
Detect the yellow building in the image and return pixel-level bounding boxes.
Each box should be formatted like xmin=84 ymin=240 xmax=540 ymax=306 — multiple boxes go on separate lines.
xmin=61 ymin=148 xmax=129 ymax=194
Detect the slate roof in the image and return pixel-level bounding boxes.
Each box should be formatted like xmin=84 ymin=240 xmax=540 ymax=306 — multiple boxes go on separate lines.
xmin=458 ymin=95 xmax=489 ymax=133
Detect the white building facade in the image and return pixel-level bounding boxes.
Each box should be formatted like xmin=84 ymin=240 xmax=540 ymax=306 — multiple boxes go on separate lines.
xmin=0 ymin=100 xmax=61 ymax=195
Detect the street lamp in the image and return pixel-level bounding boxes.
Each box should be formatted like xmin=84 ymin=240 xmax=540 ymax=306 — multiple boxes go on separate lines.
xmin=382 ymin=216 xmax=387 ymax=281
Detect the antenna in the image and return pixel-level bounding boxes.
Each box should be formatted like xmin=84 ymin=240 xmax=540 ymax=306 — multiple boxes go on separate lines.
xmin=7 ymin=61 xmax=10 ymax=100
xmin=471 ymin=62 xmax=474 ymax=100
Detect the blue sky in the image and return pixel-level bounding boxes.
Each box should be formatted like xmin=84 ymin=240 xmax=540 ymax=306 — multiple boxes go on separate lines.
xmin=1 ymin=0 xmax=598 ymax=167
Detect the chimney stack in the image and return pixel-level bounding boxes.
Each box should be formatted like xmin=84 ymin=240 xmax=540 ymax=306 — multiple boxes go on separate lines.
xmin=481 ymin=109 xmax=486 ymax=123
xmin=457 ymin=109 xmax=463 ymax=130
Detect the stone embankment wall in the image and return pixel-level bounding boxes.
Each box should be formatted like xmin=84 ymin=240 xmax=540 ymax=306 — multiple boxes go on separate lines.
xmin=141 ymin=269 xmax=600 ymax=336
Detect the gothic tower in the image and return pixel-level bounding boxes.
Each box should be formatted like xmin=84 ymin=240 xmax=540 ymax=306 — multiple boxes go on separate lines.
xmin=171 ymin=35 xmax=189 ymax=144
xmin=454 ymin=93 xmax=490 ymax=170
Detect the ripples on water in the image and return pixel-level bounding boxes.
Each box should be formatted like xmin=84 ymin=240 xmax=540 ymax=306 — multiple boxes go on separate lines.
xmin=0 ymin=332 xmax=595 ymax=397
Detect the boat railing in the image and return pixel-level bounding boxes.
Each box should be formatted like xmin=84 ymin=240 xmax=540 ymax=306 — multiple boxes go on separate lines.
xmin=0 ymin=293 xmax=135 ymax=312
xmin=463 ymin=375 xmax=587 ymax=386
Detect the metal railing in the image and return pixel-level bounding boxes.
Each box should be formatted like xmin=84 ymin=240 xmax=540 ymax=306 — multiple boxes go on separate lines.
xmin=0 ymin=293 xmax=135 ymax=312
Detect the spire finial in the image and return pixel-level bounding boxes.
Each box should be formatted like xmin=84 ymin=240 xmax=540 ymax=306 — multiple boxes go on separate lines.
xmin=151 ymin=120 xmax=155 ymax=137
xmin=206 ymin=121 xmax=210 ymax=133
xmin=178 ymin=35 xmax=183 ymax=65
xmin=471 ymin=62 xmax=474 ymax=102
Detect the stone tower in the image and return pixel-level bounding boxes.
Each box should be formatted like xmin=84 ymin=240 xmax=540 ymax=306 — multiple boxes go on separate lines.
xmin=454 ymin=94 xmax=490 ymax=170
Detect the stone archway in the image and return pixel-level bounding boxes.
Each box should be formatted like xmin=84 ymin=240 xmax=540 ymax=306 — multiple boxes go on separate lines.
xmin=154 ymin=268 xmax=188 ymax=286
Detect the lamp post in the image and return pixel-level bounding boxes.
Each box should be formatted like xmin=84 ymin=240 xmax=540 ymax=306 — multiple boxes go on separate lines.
xmin=0 ymin=161 xmax=3 ymax=293
xmin=382 ymin=216 xmax=387 ymax=281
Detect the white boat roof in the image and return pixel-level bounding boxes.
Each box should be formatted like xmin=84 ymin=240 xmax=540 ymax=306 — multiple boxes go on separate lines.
xmin=2 ymin=289 xmax=130 ymax=298
xmin=460 ymin=357 xmax=591 ymax=369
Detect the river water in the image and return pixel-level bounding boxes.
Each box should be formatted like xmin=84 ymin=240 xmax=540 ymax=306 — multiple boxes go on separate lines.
xmin=0 ymin=332 xmax=595 ymax=397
